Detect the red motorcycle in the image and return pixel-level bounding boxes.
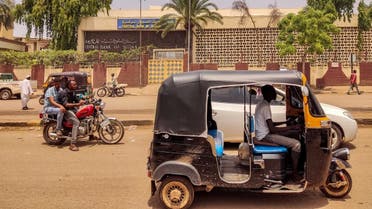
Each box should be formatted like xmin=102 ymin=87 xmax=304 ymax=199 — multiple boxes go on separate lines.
xmin=41 ymin=98 xmax=124 ymax=145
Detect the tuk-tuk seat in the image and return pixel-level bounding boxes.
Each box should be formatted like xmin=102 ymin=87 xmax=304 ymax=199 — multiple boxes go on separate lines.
xmin=253 ymin=145 xmax=287 ymax=154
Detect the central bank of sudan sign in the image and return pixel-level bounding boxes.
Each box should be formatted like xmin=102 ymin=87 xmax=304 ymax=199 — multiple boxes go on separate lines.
xmin=117 ymin=18 xmax=159 ymax=29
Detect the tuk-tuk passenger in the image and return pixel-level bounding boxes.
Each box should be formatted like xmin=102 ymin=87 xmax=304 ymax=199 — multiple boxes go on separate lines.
xmin=255 ymin=85 xmax=303 ymax=182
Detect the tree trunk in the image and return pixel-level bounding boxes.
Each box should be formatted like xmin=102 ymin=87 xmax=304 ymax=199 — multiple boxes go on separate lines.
xmin=302 ymin=53 xmax=306 ymax=74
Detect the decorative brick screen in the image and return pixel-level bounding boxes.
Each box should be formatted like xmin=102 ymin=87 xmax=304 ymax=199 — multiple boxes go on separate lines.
xmin=148 ymin=59 xmax=183 ymax=84
xmin=195 ymin=27 xmax=372 ymax=67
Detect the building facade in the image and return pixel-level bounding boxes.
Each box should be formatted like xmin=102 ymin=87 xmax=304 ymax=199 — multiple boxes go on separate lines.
xmin=77 ymin=7 xmax=372 ymax=68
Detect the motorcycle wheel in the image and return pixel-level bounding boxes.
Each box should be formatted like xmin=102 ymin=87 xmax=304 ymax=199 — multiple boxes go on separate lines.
xmin=98 ymin=119 xmax=125 ymax=144
xmin=320 ymin=169 xmax=352 ymax=198
xmin=96 ymin=87 xmax=107 ymax=97
xmin=39 ymin=96 xmax=45 ymax=105
xmin=115 ymin=87 xmax=125 ymax=97
xmin=43 ymin=122 xmax=66 ymax=145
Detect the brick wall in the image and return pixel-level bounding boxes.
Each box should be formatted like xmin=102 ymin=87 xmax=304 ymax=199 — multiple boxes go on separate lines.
xmin=321 ymin=62 xmax=349 ymax=86
xmin=93 ymin=63 xmax=106 ymax=88
xmin=297 ymin=62 xmax=311 ymax=83
xmin=266 ymin=63 xmax=280 ymax=70
xmin=359 ymin=62 xmax=372 ymax=85
xmin=63 ymin=64 xmax=80 ymax=72
xmin=195 ymin=27 xmax=372 ymax=68
xmin=0 ymin=64 xmax=16 ymax=80
xmin=31 ymin=64 xmax=45 ymax=88
xmin=190 ymin=63 xmax=218 ymax=71
xmin=235 ymin=63 xmax=249 ymax=70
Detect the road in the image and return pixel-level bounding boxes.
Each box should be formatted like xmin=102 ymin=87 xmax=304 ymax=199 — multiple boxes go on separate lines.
xmin=0 ymin=126 xmax=371 ymax=209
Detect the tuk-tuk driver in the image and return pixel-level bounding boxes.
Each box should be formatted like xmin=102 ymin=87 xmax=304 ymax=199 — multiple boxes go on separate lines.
xmin=255 ymin=85 xmax=303 ymax=182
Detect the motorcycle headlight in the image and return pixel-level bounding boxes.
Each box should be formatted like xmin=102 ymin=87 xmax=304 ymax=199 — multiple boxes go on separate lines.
xmin=100 ymin=102 xmax=106 ymax=109
xmin=343 ymin=111 xmax=354 ymax=120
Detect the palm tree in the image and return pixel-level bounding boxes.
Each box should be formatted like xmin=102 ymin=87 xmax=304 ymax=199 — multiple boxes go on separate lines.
xmin=155 ymin=0 xmax=223 ymax=58
xmin=232 ymin=0 xmax=262 ymax=65
xmin=0 ymin=0 xmax=13 ymax=30
xmin=267 ymin=2 xmax=282 ymax=28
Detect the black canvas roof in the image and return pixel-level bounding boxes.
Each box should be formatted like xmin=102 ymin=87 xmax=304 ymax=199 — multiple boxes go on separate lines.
xmin=154 ymin=70 xmax=304 ymax=137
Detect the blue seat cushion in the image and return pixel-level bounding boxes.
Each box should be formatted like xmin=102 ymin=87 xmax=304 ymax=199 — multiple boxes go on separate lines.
xmin=253 ymin=145 xmax=288 ymax=154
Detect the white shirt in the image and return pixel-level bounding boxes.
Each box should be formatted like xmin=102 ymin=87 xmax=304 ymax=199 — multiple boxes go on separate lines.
xmin=254 ymin=99 xmax=272 ymax=140
xmin=20 ymin=79 xmax=33 ymax=95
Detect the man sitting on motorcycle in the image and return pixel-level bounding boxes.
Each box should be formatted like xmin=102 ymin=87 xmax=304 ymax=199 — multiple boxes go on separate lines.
xmin=43 ymin=77 xmax=66 ymax=136
xmin=58 ymin=80 xmax=85 ymax=151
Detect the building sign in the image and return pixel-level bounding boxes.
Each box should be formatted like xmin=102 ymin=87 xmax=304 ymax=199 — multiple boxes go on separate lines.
xmin=117 ymin=18 xmax=160 ymax=29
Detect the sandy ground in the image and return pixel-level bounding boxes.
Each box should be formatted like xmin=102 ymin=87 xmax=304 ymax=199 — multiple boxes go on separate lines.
xmin=0 ymin=126 xmax=371 ymax=209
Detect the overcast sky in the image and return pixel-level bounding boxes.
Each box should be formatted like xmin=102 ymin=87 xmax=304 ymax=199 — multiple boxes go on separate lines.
xmin=13 ymin=0 xmax=372 ymax=37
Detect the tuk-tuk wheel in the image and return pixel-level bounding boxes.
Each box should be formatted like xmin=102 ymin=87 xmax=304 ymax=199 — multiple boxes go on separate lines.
xmin=159 ymin=176 xmax=194 ymax=209
xmin=39 ymin=96 xmax=45 ymax=105
xmin=320 ymin=169 xmax=352 ymax=198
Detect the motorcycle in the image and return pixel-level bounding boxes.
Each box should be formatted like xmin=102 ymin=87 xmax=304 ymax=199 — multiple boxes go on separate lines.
xmin=321 ymin=147 xmax=352 ymax=198
xmin=96 ymin=82 xmax=127 ymax=97
xmin=40 ymin=98 xmax=125 ymax=145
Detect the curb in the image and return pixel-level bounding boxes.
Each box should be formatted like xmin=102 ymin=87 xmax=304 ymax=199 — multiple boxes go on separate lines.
xmin=0 ymin=119 xmax=371 ymax=127
xmin=0 ymin=120 xmax=153 ymax=127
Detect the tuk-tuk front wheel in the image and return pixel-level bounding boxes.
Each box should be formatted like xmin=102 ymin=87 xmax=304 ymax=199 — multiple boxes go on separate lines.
xmin=320 ymin=169 xmax=352 ymax=198
xmin=159 ymin=176 xmax=194 ymax=209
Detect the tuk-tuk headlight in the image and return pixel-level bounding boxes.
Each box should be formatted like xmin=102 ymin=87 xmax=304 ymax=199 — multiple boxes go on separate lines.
xmin=343 ymin=111 xmax=354 ymax=120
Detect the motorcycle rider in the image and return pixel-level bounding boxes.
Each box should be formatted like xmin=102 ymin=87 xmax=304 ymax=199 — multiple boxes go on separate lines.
xmin=109 ymin=73 xmax=118 ymax=97
xmin=43 ymin=77 xmax=65 ymax=136
xmin=58 ymin=80 xmax=85 ymax=151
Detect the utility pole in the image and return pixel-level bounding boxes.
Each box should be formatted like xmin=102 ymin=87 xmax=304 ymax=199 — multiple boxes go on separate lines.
xmin=187 ymin=0 xmax=191 ymax=72
xmin=139 ymin=0 xmax=142 ymax=85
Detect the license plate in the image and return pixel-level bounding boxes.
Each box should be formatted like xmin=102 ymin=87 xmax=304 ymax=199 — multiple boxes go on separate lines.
xmin=100 ymin=119 xmax=110 ymax=128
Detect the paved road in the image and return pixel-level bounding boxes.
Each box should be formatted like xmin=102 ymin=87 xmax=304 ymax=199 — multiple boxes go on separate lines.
xmin=0 ymin=127 xmax=371 ymax=209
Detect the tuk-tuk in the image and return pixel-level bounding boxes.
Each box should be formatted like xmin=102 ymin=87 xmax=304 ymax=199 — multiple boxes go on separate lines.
xmin=147 ymin=70 xmax=352 ymax=209
xmin=39 ymin=72 xmax=93 ymax=105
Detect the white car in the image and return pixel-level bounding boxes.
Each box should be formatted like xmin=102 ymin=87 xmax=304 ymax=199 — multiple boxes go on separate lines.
xmin=211 ymin=87 xmax=357 ymax=150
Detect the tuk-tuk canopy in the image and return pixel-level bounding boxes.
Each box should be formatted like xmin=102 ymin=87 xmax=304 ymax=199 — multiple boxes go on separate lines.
xmin=47 ymin=72 xmax=89 ymax=86
xmin=154 ymin=70 xmax=304 ymax=137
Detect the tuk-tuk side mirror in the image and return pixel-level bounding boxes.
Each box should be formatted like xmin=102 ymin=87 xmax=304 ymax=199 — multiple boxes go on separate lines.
xmin=301 ymin=86 xmax=309 ymax=97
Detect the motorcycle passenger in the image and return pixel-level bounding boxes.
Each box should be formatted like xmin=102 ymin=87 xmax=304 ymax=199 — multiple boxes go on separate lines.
xmin=43 ymin=77 xmax=66 ymax=136
xmin=109 ymin=73 xmax=118 ymax=97
xmin=58 ymin=80 xmax=85 ymax=151
xmin=255 ymin=85 xmax=303 ymax=182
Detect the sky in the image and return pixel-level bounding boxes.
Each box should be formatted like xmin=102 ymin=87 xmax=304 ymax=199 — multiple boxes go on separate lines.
xmin=13 ymin=0 xmax=372 ymax=37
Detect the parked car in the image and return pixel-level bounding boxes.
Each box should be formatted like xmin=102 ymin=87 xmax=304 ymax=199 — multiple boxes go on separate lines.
xmin=211 ymin=86 xmax=357 ymax=150
xmin=0 ymin=73 xmax=37 ymax=100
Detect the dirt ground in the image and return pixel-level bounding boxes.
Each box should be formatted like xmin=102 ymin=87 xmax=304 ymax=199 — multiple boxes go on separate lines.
xmin=0 ymin=126 xmax=371 ymax=209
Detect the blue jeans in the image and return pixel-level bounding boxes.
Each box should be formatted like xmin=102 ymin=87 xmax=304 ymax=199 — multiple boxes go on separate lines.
xmin=44 ymin=107 xmax=64 ymax=131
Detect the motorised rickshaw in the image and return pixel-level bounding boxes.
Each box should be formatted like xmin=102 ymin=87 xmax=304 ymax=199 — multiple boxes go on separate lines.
xmin=39 ymin=72 xmax=93 ymax=105
xmin=147 ymin=70 xmax=352 ymax=209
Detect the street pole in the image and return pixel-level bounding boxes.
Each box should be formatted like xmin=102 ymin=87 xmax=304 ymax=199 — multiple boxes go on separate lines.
xmin=139 ymin=0 xmax=142 ymax=86
xmin=350 ymin=53 xmax=354 ymax=74
xmin=187 ymin=0 xmax=191 ymax=72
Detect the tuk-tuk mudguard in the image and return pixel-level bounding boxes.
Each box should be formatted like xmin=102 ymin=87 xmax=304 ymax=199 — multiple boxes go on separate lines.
xmin=305 ymin=128 xmax=332 ymax=187
xmin=153 ymin=161 xmax=202 ymax=186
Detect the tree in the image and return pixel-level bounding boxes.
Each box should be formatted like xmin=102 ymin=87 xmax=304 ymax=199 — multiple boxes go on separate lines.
xmin=14 ymin=0 xmax=112 ymax=50
xmin=357 ymin=0 xmax=372 ymax=59
xmin=232 ymin=0 xmax=261 ymax=64
xmin=0 ymin=0 xmax=14 ymax=30
xmin=154 ymin=0 xmax=223 ymax=59
xmin=307 ymin=0 xmax=355 ymax=22
xmin=276 ymin=5 xmax=340 ymax=73
xmin=267 ymin=2 xmax=282 ymax=28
